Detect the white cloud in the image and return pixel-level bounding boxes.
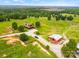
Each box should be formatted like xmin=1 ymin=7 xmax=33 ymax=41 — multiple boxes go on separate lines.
xmin=13 ymin=0 xmax=25 ymax=3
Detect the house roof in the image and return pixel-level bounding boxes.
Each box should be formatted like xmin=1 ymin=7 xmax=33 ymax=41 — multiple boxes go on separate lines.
xmin=49 ymin=34 xmax=62 ymax=41
xmin=77 ymin=43 xmax=79 ymax=49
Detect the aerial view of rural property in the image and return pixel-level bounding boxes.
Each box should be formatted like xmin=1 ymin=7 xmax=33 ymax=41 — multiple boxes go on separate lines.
xmin=0 ymin=0 xmax=79 ymax=58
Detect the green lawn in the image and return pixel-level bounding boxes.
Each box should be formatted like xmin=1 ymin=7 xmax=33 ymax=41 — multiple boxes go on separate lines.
xmin=0 ymin=40 xmax=56 ymax=58
xmin=0 ymin=13 xmax=79 ymax=58
xmin=66 ymin=24 xmax=79 ymax=42
xmin=0 ymin=14 xmax=79 ymax=42
xmin=0 ymin=17 xmax=38 ymax=35
xmin=0 ymin=19 xmax=27 ymax=35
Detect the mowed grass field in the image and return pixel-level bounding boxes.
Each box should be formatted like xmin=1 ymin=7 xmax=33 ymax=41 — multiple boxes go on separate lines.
xmin=0 ymin=13 xmax=79 ymax=41
xmin=0 ymin=39 xmax=56 ymax=58
xmin=26 ymin=15 xmax=79 ymax=41
xmin=0 ymin=19 xmax=27 ymax=35
xmin=0 ymin=13 xmax=79 ymax=58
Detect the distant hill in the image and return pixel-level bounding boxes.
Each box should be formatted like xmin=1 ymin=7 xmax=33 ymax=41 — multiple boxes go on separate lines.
xmin=0 ymin=5 xmax=79 ymax=9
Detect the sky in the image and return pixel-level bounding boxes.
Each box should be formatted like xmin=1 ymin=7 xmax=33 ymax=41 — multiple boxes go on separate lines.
xmin=0 ymin=0 xmax=79 ymax=6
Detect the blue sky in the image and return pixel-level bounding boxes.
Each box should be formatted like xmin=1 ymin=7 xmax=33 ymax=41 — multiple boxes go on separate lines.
xmin=0 ymin=0 xmax=79 ymax=6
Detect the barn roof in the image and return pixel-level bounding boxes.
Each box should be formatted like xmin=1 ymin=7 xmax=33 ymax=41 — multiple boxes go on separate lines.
xmin=49 ymin=34 xmax=62 ymax=41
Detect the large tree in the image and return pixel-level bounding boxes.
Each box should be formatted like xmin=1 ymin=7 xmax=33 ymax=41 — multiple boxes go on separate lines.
xmin=48 ymin=15 xmax=51 ymax=20
xmin=19 ymin=33 xmax=29 ymax=41
xmin=60 ymin=15 xmax=66 ymax=20
xmin=12 ymin=22 xmax=18 ymax=30
xmin=18 ymin=25 xmax=25 ymax=32
xmin=55 ymin=16 xmax=60 ymax=21
xmin=35 ymin=21 xmax=41 ymax=28
xmin=67 ymin=16 xmax=73 ymax=21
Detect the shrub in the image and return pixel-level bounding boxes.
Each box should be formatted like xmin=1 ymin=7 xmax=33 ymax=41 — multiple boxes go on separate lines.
xmin=18 ymin=25 xmax=24 ymax=32
xmin=46 ymin=45 xmax=49 ymax=50
xmin=19 ymin=33 xmax=29 ymax=42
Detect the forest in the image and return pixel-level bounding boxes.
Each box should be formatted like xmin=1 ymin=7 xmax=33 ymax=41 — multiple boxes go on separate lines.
xmin=0 ymin=7 xmax=79 ymax=22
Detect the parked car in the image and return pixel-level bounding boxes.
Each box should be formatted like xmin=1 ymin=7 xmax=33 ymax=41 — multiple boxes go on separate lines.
xmin=34 ymin=36 xmax=39 ymax=39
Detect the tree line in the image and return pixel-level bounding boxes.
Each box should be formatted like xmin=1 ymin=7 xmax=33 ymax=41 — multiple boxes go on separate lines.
xmin=0 ymin=7 xmax=77 ymax=22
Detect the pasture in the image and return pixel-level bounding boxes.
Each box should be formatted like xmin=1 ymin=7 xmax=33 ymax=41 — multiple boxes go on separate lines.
xmin=0 ymin=14 xmax=79 ymax=42
xmin=0 ymin=39 xmax=56 ymax=58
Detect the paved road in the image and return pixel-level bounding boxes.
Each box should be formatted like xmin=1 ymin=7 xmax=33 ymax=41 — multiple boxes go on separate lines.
xmin=0 ymin=29 xmax=69 ymax=58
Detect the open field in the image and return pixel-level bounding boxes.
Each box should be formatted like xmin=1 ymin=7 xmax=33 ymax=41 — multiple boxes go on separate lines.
xmin=0 ymin=39 xmax=56 ymax=58
xmin=0 ymin=19 xmax=27 ymax=35
xmin=0 ymin=0 xmax=79 ymax=58
xmin=0 ymin=14 xmax=79 ymax=42
xmin=0 ymin=13 xmax=79 ymax=58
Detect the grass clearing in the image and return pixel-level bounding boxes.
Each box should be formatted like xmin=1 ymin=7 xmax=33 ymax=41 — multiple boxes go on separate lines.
xmin=0 ymin=14 xmax=79 ymax=42
xmin=0 ymin=19 xmax=27 ymax=35
xmin=0 ymin=13 xmax=79 ymax=58
xmin=0 ymin=39 xmax=56 ymax=58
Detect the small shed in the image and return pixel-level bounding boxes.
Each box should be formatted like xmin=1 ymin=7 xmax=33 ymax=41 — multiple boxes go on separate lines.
xmin=49 ymin=34 xmax=63 ymax=44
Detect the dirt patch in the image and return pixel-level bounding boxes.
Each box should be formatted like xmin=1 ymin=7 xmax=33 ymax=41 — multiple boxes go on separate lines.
xmin=4 ymin=37 xmax=26 ymax=46
xmin=6 ymin=37 xmax=19 ymax=45
xmin=6 ymin=26 xmax=13 ymax=34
